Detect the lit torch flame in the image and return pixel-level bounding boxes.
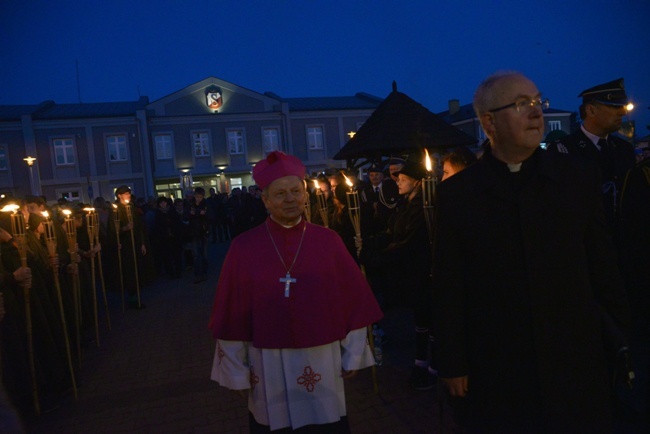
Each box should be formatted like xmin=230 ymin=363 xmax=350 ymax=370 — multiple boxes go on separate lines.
xmin=425 ymin=149 xmax=432 ymax=173
xmin=0 ymin=204 xmax=19 ymax=213
xmin=342 ymin=173 xmax=353 ymax=188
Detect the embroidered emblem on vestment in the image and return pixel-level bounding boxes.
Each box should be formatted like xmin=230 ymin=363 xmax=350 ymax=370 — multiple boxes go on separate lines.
xmin=217 ymin=342 xmax=225 ymax=364
xmin=250 ymin=366 xmax=260 ymax=390
xmin=297 ymin=366 xmax=322 ymax=392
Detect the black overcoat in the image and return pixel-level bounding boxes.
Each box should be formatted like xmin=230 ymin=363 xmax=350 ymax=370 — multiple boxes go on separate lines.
xmin=432 ymin=146 xmax=631 ymax=431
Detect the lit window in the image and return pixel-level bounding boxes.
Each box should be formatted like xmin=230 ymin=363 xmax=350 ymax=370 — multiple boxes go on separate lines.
xmin=263 ymin=128 xmax=279 ymax=154
xmin=228 ymin=130 xmax=244 ymax=155
xmin=0 ymin=145 xmax=7 ymax=171
xmin=59 ymin=190 xmax=81 ymax=202
xmin=193 ymin=132 xmax=210 ymax=157
xmin=107 ymin=135 xmax=128 ymax=161
xmin=154 ymin=134 xmax=173 ymax=160
xmin=307 ymin=126 xmax=324 ymax=150
xmin=548 ymin=120 xmax=562 ymax=131
xmin=53 ymin=138 xmax=75 ymax=165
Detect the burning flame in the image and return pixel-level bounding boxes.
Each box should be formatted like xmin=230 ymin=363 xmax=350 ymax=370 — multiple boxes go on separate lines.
xmin=42 ymin=211 xmax=49 ymax=219
xmin=62 ymin=209 xmax=72 ymax=217
xmin=424 ymin=149 xmax=432 ymax=172
xmin=83 ymin=207 xmax=95 ymax=213
xmin=0 ymin=204 xmax=19 ymax=213
xmin=112 ymin=204 xmax=118 ymax=209
xmin=342 ymin=173 xmax=353 ymax=188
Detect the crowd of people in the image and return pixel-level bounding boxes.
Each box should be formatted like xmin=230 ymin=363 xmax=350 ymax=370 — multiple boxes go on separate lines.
xmin=1 ymin=71 xmax=649 ymax=432
xmin=0 ymin=182 xmax=279 ymax=425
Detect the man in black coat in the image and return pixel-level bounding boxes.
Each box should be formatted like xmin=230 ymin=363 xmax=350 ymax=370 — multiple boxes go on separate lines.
xmin=546 ymin=78 xmax=636 ymax=236
xmin=432 ymin=71 xmax=631 ymax=433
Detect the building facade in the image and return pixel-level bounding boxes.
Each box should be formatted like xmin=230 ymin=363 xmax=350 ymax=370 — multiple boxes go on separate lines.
xmin=0 ymin=77 xmax=382 ymax=203
xmin=437 ymin=99 xmax=577 ymax=149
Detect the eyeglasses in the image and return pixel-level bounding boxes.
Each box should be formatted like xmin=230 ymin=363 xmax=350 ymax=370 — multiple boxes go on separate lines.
xmin=489 ymin=97 xmax=550 ymax=113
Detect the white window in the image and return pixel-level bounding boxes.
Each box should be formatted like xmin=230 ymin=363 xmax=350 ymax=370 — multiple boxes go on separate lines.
xmin=107 ymin=135 xmax=128 ymax=161
xmin=53 ymin=138 xmax=75 ymax=165
xmin=154 ymin=134 xmax=173 ymax=160
xmin=548 ymin=120 xmax=562 ymax=131
xmin=263 ymin=128 xmax=279 ymax=154
xmin=58 ymin=190 xmax=81 ymax=202
xmin=307 ymin=126 xmax=324 ymax=150
xmin=228 ymin=130 xmax=244 ymax=155
xmin=0 ymin=145 xmax=7 ymax=171
xmin=193 ymin=132 xmax=210 ymax=157
xmin=230 ymin=177 xmax=242 ymax=190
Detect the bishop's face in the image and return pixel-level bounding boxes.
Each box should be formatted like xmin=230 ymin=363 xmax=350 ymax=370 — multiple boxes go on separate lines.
xmin=262 ymin=176 xmax=306 ymax=226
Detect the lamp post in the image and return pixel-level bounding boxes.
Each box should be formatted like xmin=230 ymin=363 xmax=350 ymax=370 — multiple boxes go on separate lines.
xmin=23 ymin=156 xmax=41 ymax=196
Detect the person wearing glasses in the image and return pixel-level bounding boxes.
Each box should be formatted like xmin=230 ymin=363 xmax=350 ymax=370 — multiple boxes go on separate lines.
xmin=547 ymin=79 xmax=636 ymax=235
xmin=432 ymin=71 xmax=631 ymax=432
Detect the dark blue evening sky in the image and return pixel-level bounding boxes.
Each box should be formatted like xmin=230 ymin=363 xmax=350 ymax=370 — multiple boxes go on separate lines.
xmin=2 ymin=0 xmax=649 ymax=135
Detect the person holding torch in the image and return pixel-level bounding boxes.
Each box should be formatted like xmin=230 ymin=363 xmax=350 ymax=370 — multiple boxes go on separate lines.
xmin=109 ymin=186 xmax=147 ymax=309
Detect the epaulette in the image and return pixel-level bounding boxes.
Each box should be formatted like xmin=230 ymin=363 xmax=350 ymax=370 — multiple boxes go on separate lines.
xmin=555 ymin=142 xmax=569 ymax=154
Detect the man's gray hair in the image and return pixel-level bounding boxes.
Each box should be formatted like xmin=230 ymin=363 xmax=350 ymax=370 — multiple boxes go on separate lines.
xmin=473 ymin=70 xmax=524 ymax=117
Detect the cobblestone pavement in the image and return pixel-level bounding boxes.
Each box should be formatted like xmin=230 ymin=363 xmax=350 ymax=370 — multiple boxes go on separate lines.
xmin=24 ymin=241 xmax=443 ymax=434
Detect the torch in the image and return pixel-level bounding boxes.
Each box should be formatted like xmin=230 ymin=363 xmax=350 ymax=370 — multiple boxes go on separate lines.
xmin=342 ymin=173 xmax=362 ymax=256
xmin=42 ymin=211 xmax=78 ymax=400
xmin=111 ymin=204 xmax=126 ymax=312
xmin=83 ymin=208 xmax=100 ymax=347
xmin=341 ymin=173 xmax=379 ymax=393
xmin=124 ymin=199 xmax=142 ymax=309
xmin=314 ymin=179 xmax=329 ymax=228
xmin=1 ymin=204 xmax=40 ymax=414
xmin=422 ymin=149 xmax=436 ymax=245
xmin=91 ymin=210 xmax=110 ymax=330
xmin=62 ymin=208 xmax=82 ymax=367
xmin=303 ymin=181 xmax=312 ymax=223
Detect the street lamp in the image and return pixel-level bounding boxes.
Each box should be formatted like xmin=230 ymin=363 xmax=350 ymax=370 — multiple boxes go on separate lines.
xmin=23 ymin=156 xmax=41 ymax=196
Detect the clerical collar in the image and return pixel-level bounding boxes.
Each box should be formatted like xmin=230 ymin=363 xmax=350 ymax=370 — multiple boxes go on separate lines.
xmin=507 ymin=162 xmax=522 ymax=173
xmin=270 ymin=215 xmax=303 ymax=229
xmin=581 ymin=125 xmax=607 ymax=149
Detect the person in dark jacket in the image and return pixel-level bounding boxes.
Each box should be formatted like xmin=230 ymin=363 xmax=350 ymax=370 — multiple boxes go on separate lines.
xmin=152 ymin=197 xmax=183 ymax=280
xmin=186 ymin=187 xmax=209 ymax=283
xmin=433 ymin=71 xmax=632 ymax=433
xmin=361 ymin=157 xmax=435 ymax=390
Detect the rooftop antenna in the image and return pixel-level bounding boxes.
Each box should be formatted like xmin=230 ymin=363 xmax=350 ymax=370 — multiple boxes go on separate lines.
xmin=76 ymin=60 xmax=82 ymax=103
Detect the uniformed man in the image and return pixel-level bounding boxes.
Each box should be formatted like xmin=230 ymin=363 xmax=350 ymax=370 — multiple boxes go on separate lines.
xmin=547 ymin=78 xmax=636 ymax=233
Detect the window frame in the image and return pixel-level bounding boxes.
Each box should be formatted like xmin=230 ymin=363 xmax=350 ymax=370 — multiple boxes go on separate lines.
xmin=154 ymin=133 xmax=174 ymax=160
xmin=192 ymin=131 xmax=211 ymax=157
xmin=227 ymin=129 xmax=245 ymax=155
xmin=0 ymin=144 xmax=7 ymax=171
xmin=306 ymin=125 xmax=324 ymax=150
xmin=52 ymin=137 xmax=76 ymax=166
xmin=106 ymin=134 xmax=129 ymax=162
xmin=262 ymin=127 xmax=280 ymax=155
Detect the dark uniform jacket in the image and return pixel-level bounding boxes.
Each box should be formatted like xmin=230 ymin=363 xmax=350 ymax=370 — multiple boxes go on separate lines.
xmin=432 ymin=145 xmax=631 ymax=431
xmin=547 ymin=128 xmax=635 ymax=233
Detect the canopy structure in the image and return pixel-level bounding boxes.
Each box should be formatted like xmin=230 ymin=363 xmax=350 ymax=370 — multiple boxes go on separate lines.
xmin=334 ymin=82 xmax=476 ymax=169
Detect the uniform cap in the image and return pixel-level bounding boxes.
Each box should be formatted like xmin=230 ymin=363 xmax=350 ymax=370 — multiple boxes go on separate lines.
xmin=115 ymin=185 xmax=131 ymax=196
xmin=367 ymin=163 xmax=384 ymax=173
xmin=394 ymin=159 xmax=426 ymax=180
xmin=579 ymin=78 xmax=628 ymax=106
xmin=253 ymin=151 xmax=306 ymax=190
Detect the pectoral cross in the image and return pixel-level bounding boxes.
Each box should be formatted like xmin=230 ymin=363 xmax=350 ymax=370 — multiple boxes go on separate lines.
xmin=280 ymin=272 xmax=297 ymax=297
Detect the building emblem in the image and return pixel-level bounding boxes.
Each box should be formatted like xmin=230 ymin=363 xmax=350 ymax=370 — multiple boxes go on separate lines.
xmin=206 ymin=85 xmax=223 ymax=110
